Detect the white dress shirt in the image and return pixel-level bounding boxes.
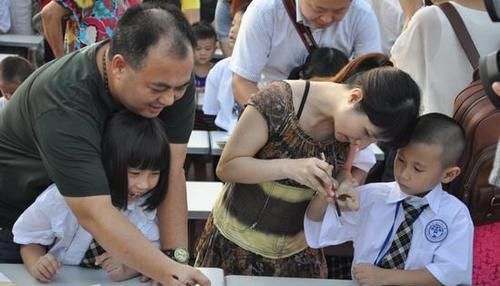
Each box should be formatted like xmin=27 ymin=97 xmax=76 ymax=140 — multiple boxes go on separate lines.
xmin=203 ymin=57 xmax=238 ymax=133
xmin=364 ymin=0 xmax=403 ymax=54
xmin=13 ymin=184 xmax=159 ymax=265
xmin=305 ymin=182 xmax=473 ymax=286
xmin=0 ymin=0 xmax=11 ymax=33
xmin=231 ymin=0 xmax=381 ymax=83
xmin=391 ymin=2 xmax=500 ymax=116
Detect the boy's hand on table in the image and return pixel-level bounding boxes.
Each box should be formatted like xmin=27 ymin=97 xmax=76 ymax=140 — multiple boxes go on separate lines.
xmin=30 ymin=253 xmax=61 ymax=283
xmin=352 ymin=263 xmax=385 ymax=286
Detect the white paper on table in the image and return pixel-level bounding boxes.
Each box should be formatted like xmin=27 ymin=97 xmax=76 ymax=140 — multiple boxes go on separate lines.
xmin=0 ymin=272 xmax=11 ymax=282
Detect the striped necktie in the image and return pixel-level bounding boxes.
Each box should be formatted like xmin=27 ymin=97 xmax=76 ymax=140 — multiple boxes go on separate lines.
xmin=378 ymin=200 xmax=428 ymax=269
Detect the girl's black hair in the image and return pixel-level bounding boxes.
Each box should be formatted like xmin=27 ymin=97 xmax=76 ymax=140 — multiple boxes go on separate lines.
xmin=102 ymin=110 xmax=170 ymax=211
xmin=288 ymin=47 xmax=349 ymax=80
xmin=345 ymin=66 xmax=421 ymax=147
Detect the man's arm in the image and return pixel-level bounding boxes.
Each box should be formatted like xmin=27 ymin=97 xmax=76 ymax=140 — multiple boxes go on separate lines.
xmin=232 ymin=73 xmax=258 ymax=108
xmin=65 ymin=195 xmax=209 ymax=285
xmin=181 ymin=0 xmax=200 ymax=24
xmin=183 ymin=9 xmax=200 ymax=24
xmin=41 ymin=1 xmax=68 ymax=58
xmin=158 ymin=143 xmax=189 ymax=250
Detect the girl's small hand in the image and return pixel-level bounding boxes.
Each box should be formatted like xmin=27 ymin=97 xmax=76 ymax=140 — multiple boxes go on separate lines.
xmin=289 ymin=157 xmax=337 ymax=197
xmin=30 ymin=253 xmax=61 ymax=283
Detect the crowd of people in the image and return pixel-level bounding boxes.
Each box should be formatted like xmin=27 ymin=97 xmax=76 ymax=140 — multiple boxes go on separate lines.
xmin=0 ymin=0 xmax=499 ymax=286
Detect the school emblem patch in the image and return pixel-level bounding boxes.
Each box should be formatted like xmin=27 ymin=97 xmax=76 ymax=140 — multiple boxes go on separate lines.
xmin=425 ymin=219 xmax=448 ymax=243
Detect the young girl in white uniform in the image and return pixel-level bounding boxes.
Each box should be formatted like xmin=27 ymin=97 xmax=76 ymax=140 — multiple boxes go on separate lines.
xmin=13 ymin=110 xmax=171 ymax=283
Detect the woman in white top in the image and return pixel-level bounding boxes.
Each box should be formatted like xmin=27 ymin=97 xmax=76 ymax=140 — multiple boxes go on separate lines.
xmin=13 ymin=110 xmax=171 ymax=283
xmin=391 ymin=0 xmax=500 ymax=116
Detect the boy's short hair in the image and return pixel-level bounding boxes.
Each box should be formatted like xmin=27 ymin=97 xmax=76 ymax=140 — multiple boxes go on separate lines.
xmin=409 ymin=113 xmax=466 ymax=168
xmin=0 ymin=56 xmax=34 ymax=84
xmin=192 ymin=21 xmax=217 ymax=42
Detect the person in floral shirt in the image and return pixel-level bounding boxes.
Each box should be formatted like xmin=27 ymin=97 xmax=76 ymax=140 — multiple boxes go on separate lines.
xmin=41 ymin=0 xmax=141 ymax=57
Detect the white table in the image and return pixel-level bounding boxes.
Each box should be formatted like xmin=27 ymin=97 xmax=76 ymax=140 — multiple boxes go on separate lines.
xmin=186 ymin=181 xmax=222 ymax=219
xmin=0 ymin=53 xmax=16 ymax=62
xmin=187 ymin=130 xmax=210 ymax=155
xmin=209 ymin=130 xmax=230 ymax=156
xmin=0 ymin=35 xmax=43 ymax=49
xmin=0 ymin=264 xmax=356 ymax=286
xmin=0 ymin=263 xmax=140 ymax=285
xmin=225 ymin=275 xmax=357 ymax=286
xmin=0 ymin=34 xmax=44 ymax=66
xmin=0 ymin=265 xmax=226 ymax=286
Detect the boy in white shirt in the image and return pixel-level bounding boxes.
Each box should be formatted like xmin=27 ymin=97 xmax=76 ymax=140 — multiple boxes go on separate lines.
xmin=305 ymin=113 xmax=473 ymax=286
xmin=202 ymin=3 xmax=248 ymax=132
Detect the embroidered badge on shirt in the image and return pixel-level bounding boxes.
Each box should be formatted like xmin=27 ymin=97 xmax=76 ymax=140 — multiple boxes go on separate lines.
xmin=425 ymin=219 xmax=448 ymax=243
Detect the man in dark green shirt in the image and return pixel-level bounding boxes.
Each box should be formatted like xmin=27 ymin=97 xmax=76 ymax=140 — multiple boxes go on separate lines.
xmin=0 ymin=3 xmax=209 ymax=286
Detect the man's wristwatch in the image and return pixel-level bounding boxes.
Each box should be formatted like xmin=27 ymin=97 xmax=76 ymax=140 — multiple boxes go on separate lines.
xmin=162 ymin=248 xmax=189 ymax=264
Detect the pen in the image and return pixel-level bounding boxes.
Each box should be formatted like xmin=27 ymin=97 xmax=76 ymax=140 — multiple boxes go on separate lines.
xmin=320 ymin=152 xmax=342 ymax=217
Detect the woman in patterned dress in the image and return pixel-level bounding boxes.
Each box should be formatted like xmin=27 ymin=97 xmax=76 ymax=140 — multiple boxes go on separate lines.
xmin=195 ymin=55 xmax=421 ymax=278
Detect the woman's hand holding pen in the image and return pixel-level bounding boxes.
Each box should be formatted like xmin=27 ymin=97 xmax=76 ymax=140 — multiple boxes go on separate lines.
xmin=321 ymin=141 xmax=361 ymax=212
xmin=287 ymin=157 xmax=338 ymax=197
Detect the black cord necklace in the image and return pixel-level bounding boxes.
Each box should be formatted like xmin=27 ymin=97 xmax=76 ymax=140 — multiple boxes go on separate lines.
xmin=102 ymin=48 xmax=110 ymax=97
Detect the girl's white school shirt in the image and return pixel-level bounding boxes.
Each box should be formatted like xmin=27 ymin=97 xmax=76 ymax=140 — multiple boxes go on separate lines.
xmin=304 ymin=182 xmax=473 ymax=286
xmin=12 ymin=184 xmax=159 ymax=265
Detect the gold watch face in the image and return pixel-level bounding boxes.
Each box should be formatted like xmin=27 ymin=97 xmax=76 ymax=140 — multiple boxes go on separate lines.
xmin=174 ymin=248 xmax=189 ymax=263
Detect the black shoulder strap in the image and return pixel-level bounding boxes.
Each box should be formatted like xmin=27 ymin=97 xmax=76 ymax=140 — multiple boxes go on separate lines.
xmin=297 ymin=80 xmax=311 ymax=119
xmin=282 ymin=0 xmax=318 ymax=53
xmin=438 ymin=2 xmax=480 ymax=68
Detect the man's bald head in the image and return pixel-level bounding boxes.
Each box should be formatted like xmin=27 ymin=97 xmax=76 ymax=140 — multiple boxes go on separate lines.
xmin=110 ymin=2 xmax=196 ymax=70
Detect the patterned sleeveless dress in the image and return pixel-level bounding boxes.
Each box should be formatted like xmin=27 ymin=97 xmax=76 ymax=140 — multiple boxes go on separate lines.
xmin=194 ymin=81 xmax=349 ymax=277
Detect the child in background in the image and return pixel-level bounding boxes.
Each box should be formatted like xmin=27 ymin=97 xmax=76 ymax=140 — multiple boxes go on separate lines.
xmin=288 ymin=47 xmax=349 ymax=80
xmin=192 ymin=21 xmax=218 ymax=132
xmin=202 ymin=3 xmax=249 ymax=133
xmin=305 ymin=113 xmax=473 ymax=286
xmin=0 ymin=56 xmax=34 ymax=111
xmin=192 ymin=21 xmax=217 ymax=94
xmin=13 ymin=110 xmax=170 ymax=283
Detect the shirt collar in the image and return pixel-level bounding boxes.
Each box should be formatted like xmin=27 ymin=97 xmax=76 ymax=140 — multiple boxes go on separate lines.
xmin=385 ymin=182 xmax=444 ymax=212
xmin=126 ymin=193 xmax=151 ymax=211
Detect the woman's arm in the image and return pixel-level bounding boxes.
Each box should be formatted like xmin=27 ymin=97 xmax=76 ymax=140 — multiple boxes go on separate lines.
xmin=41 ymin=1 xmax=69 ymax=58
xmin=217 ymin=105 xmax=335 ymax=193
